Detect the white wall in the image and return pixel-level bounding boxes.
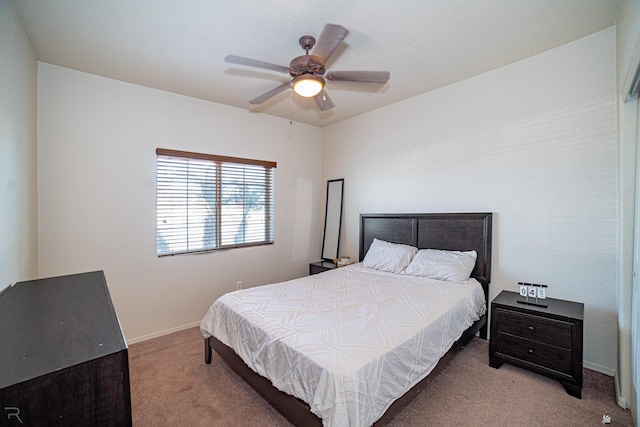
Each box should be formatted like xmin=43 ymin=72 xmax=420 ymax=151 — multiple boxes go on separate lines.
xmin=0 ymin=0 xmax=38 ymax=290
xmin=37 ymin=63 xmax=324 ymax=342
xmin=323 ymin=28 xmax=618 ymax=373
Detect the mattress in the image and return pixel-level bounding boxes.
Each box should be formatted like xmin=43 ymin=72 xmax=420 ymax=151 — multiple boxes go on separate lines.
xmin=200 ymin=263 xmax=486 ymax=427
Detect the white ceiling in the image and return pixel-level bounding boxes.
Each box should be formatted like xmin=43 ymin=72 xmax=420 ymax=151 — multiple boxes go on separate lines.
xmin=12 ymin=0 xmax=619 ymax=127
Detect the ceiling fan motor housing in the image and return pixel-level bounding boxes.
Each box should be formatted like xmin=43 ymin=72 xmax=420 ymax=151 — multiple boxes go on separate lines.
xmin=290 ymin=35 xmax=325 ymax=77
xmin=290 ymin=55 xmax=326 ymax=77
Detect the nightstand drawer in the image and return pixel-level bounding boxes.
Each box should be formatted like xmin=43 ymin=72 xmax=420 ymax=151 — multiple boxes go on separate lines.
xmin=494 ymin=308 xmax=572 ymax=348
xmin=496 ymin=332 xmax=572 ymax=374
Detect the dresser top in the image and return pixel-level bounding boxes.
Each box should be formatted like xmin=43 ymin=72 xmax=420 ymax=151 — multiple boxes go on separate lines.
xmin=492 ymin=290 xmax=584 ymax=320
xmin=0 ymin=271 xmax=127 ymax=388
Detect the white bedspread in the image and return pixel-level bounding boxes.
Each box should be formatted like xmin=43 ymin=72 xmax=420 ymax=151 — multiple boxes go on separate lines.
xmin=200 ymin=263 xmax=486 ymax=427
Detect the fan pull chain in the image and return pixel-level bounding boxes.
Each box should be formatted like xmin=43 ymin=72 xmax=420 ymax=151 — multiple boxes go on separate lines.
xmin=290 ymin=89 xmax=293 ymax=125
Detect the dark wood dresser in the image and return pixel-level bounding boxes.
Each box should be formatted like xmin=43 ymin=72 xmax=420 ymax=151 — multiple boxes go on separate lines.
xmin=489 ymin=290 xmax=584 ymax=398
xmin=0 ymin=271 xmax=132 ymax=426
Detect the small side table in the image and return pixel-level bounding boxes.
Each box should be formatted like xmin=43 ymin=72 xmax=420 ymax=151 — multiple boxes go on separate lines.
xmin=489 ymin=290 xmax=584 ymax=398
xmin=309 ymin=261 xmax=337 ymax=275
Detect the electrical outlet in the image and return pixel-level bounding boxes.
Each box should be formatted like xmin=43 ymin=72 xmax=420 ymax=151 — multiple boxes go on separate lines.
xmin=236 ymin=281 xmax=243 ymax=290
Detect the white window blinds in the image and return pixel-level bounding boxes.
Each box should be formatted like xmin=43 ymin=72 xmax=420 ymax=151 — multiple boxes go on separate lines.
xmin=156 ymin=148 xmax=276 ymax=256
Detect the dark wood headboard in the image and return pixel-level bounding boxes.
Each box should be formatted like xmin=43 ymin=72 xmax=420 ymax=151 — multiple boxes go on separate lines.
xmin=359 ymin=213 xmax=493 ymax=287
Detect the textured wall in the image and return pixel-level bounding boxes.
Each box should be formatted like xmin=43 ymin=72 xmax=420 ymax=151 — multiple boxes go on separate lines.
xmin=322 ymin=28 xmax=618 ymax=373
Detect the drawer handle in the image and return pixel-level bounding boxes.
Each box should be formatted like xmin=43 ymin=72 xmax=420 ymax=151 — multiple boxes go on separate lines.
xmin=528 ymin=349 xmax=534 ymax=354
xmin=527 ymin=326 xmax=535 ymax=332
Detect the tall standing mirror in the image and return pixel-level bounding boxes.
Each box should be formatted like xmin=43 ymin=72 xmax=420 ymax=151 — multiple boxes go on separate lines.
xmin=321 ymin=179 xmax=344 ymax=262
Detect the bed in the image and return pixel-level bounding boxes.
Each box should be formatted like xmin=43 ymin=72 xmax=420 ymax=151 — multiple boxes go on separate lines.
xmin=201 ymin=212 xmax=492 ymax=426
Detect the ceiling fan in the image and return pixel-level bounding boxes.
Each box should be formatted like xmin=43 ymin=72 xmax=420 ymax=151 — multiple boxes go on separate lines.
xmin=225 ymin=24 xmax=390 ymax=111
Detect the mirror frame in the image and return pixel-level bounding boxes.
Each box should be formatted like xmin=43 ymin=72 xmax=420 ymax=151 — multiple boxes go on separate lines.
xmin=321 ymin=179 xmax=344 ymax=262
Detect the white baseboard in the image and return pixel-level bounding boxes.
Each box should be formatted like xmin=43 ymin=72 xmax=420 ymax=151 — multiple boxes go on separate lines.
xmin=126 ymin=321 xmax=200 ymax=345
xmin=615 ymin=371 xmax=631 ymax=409
xmin=583 ymin=360 xmax=615 ymax=376
xmin=584 ymin=363 xmax=630 ymax=410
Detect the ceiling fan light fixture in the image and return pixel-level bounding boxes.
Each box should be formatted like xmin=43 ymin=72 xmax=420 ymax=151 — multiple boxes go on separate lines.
xmin=292 ymin=74 xmax=325 ymax=97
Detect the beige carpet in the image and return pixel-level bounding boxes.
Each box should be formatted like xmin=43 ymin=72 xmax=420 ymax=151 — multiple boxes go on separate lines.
xmin=129 ymin=327 xmax=633 ymax=426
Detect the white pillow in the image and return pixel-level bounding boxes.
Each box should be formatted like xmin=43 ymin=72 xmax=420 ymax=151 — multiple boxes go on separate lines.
xmin=362 ymin=238 xmax=418 ymax=274
xmin=404 ymin=249 xmax=477 ymax=282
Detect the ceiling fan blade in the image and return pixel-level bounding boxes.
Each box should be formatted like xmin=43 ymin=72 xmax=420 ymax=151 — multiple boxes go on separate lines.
xmin=312 ymin=24 xmax=348 ymax=62
xmin=326 ymin=70 xmax=390 ymax=83
xmin=225 ymin=55 xmax=290 ymax=74
xmin=249 ymin=82 xmax=291 ymax=105
xmin=314 ymin=91 xmax=335 ymax=111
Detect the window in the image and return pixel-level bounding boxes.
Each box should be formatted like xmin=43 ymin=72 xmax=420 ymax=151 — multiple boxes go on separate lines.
xmin=156 ymin=148 xmax=276 ymax=256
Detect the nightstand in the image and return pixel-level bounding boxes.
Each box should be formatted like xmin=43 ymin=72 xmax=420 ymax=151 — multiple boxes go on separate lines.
xmin=489 ymin=290 xmax=584 ymax=398
xmin=309 ymin=261 xmax=337 ymax=275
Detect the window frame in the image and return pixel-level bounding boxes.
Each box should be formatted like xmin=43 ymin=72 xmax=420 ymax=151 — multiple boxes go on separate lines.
xmin=156 ymin=148 xmax=276 ymax=257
